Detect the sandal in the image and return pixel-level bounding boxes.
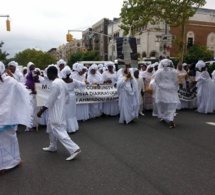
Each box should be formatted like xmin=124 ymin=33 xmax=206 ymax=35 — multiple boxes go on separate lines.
xmin=169 ymin=122 xmax=176 ymax=129
xmin=160 ymin=119 xmax=166 ymax=123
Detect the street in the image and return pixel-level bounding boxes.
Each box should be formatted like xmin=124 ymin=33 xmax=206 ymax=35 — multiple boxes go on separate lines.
xmin=0 ymin=109 xmax=215 ymax=195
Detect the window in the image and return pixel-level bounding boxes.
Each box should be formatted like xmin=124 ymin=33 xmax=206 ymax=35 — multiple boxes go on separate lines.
xmin=136 ymin=38 xmax=141 ymax=45
xmin=187 ymin=31 xmax=195 ymax=49
xmin=156 ymin=36 xmax=162 ymax=42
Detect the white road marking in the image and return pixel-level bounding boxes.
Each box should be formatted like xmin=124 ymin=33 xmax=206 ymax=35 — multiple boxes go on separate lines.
xmin=206 ymin=122 xmax=215 ymax=126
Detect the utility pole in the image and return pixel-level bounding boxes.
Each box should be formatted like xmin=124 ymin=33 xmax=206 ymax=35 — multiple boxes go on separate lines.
xmin=0 ymin=15 xmax=11 ymax=31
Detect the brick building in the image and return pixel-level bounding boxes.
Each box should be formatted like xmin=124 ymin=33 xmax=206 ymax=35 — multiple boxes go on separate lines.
xmin=170 ymin=8 xmax=215 ymax=57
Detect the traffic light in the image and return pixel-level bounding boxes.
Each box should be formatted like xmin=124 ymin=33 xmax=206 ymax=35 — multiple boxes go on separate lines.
xmin=6 ymin=19 xmax=10 ymax=31
xmin=66 ymin=33 xmax=73 ymax=42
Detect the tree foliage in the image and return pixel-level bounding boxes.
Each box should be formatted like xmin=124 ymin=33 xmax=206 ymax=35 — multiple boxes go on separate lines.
xmin=14 ymin=49 xmax=57 ymax=70
xmin=119 ymin=0 xmax=206 ymax=61
xmin=183 ymin=45 xmax=214 ymax=64
xmin=68 ymin=50 xmax=101 ymax=66
xmin=0 ymin=41 xmax=9 ymax=62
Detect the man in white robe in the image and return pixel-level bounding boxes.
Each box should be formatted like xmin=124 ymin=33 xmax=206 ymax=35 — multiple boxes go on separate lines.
xmin=0 ymin=61 xmax=32 ymax=173
xmin=37 ymin=66 xmax=81 ymax=161
xmin=154 ymin=59 xmax=180 ymax=128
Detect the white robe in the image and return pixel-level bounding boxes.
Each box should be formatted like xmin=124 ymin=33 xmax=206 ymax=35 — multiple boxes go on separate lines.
xmin=117 ymin=76 xmax=139 ymax=124
xmin=134 ymin=77 xmax=145 ymax=114
xmin=0 ymin=75 xmax=32 ymax=171
xmin=154 ymin=67 xmax=180 ymax=122
xmin=102 ymin=71 xmax=119 ymax=116
xmin=72 ymin=72 xmax=89 ymax=121
xmin=87 ymin=73 xmax=103 ymax=118
xmin=0 ymin=75 xmax=32 ymax=127
xmin=44 ymin=78 xmax=79 ymax=154
xmin=142 ymin=70 xmax=153 ymax=110
xmin=65 ymin=79 xmax=86 ymax=133
xmin=13 ymin=70 xmax=24 ymax=83
xmin=196 ymin=71 xmax=215 ymax=114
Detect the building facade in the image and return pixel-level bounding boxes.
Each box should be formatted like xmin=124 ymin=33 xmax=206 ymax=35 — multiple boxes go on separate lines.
xmin=170 ymin=8 xmax=215 ymax=57
xmin=52 ymin=7 xmax=215 ymax=63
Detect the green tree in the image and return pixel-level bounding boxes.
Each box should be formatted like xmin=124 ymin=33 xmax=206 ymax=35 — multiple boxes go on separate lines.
xmin=68 ymin=52 xmax=82 ymax=66
xmin=0 ymin=41 xmax=9 ymax=62
xmin=120 ymin=0 xmax=206 ymax=62
xmin=68 ymin=50 xmax=101 ymax=66
xmin=183 ymin=45 xmax=213 ymax=64
xmin=15 ymin=49 xmax=57 ymax=70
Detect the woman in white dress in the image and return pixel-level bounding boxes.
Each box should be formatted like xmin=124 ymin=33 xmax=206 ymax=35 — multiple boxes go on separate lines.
xmin=72 ymin=64 xmax=90 ymax=121
xmin=87 ymin=64 xmax=103 ymax=118
xmin=61 ymin=66 xmax=86 ymax=133
xmin=195 ymin=60 xmax=215 ymax=114
xmin=0 ymin=61 xmax=32 ymax=173
xmin=154 ymin=59 xmax=180 ymax=128
xmin=142 ymin=64 xmax=154 ymax=110
xmin=117 ymin=66 xmax=139 ymax=124
xmin=177 ymin=63 xmax=189 ymax=109
xmin=102 ymin=61 xmax=119 ymax=116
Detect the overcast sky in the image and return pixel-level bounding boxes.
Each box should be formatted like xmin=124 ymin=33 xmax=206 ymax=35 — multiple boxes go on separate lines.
xmin=0 ymin=0 xmax=215 ymax=58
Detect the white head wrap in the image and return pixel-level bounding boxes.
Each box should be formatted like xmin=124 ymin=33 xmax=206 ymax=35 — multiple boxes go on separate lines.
xmin=61 ymin=66 xmax=72 ymax=79
xmin=195 ymin=60 xmax=205 ymax=71
xmin=57 ymin=59 xmax=66 ymax=67
xmin=76 ymin=63 xmax=84 ymax=73
xmin=0 ymin=61 xmax=5 ymax=75
xmin=146 ymin=64 xmax=154 ymax=71
xmin=152 ymin=62 xmax=159 ymax=68
xmin=98 ymin=64 xmax=103 ymax=70
xmin=8 ymin=61 xmax=18 ymax=68
xmin=158 ymin=59 xmax=172 ymax=69
xmin=106 ymin=61 xmax=114 ymax=68
xmin=35 ymin=68 xmax=41 ymax=72
xmin=89 ymin=64 xmax=98 ymax=72
xmin=27 ymin=62 xmax=34 ymax=70
xmin=72 ymin=62 xmax=79 ymax=71
xmin=182 ymin=63 xmax=187 ymax=67
xmin=83 ymin=66 xmax=88 ymax=70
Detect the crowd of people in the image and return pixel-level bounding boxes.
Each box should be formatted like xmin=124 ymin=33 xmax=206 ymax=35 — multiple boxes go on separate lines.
xmin=1 ymin=57 xmax=215 ymax=173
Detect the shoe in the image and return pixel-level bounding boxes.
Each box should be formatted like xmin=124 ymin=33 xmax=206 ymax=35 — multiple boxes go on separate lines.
xmin=169 ymin=122 xmax=176 ymax=129
xmin=42 ymin=147 xmax=57 ymax=152
xmin=66 ymin=149 xmax=81 ymax=161
xmin=25 ymin=127 xmax=34 ymax=132
xmin=139 ymin=112 xmax=145 ymax=116
xmin=160 ymin=119 xmax=166 ymax=123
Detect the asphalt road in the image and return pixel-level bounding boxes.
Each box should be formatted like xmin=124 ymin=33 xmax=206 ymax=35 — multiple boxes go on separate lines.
xmin=0 ymin=110 xmax=215 ymax=195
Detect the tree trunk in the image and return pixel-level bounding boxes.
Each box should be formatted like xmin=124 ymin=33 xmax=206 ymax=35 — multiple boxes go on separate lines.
xmin=179 ymin=19 xmax=186 ymax=64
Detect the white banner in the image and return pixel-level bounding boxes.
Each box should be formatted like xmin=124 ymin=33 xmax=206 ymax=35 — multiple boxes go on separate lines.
xmin=75 ymin=85 xmax=118 ymax=104
xmin=35 ymin=83 xmax=118 ymax=106
xmin=35 ymin=83 xmax=50 ymax=107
